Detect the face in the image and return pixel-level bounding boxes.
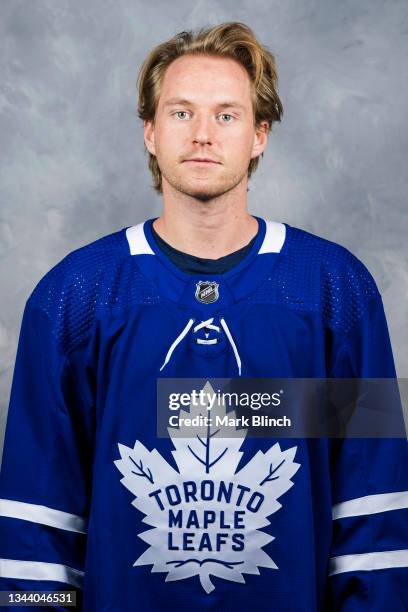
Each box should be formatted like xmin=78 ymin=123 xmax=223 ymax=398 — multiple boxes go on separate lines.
xmin=144 ymin=54 xmax=268 ymax=201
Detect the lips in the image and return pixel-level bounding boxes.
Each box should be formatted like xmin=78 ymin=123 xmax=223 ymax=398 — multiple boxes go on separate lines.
xmin=184 ymin=158 xmax=220 ymax=164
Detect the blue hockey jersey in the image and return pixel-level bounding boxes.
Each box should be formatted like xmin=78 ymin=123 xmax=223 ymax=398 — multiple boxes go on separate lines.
xmin=0 ymin=216 xmax=407 ymax=611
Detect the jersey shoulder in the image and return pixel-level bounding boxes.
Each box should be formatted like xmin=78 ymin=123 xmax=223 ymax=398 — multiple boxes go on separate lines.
xmin=27 ymin=226 xmax=158 ymax=353
xmin=290 ymin=225 xmax=380 ymax=332
xmin=258 ymin=223 xmax=381 ymax=334
xmin=287 ymin=224 xmax=379 ymax=288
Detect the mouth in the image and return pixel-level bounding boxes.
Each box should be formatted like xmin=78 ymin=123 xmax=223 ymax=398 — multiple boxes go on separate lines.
xmin=183 ymin=158 xmax=221 ymax=165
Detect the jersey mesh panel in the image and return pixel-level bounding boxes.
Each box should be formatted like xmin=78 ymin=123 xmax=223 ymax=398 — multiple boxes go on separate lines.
xmin=28 ymin=230 xmax=161 ymax=355
xmin=249 ymin=227 xmax=379 ymax=335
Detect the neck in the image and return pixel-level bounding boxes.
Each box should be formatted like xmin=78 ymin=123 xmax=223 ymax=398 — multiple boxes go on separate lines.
xmin=153 ymin=178 xmax=258 ymax=259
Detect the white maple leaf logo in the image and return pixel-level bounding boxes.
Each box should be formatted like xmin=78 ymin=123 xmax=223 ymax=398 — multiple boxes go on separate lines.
xmin=114 ymin=382 xmax=301 ymax=593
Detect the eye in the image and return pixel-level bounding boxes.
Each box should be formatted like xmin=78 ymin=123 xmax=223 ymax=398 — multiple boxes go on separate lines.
xmin=219 ymin=113 xmax=234 ymax=122
xmin=174 ymin=111 xmax=190 ymax=120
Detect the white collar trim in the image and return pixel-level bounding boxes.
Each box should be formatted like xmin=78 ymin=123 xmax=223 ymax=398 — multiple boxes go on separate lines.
xmin=126 ymin=219 xmax=286 ymax=256
xmin=126 ymin=223 xmax=154 ymax=255
xmin=258 ymin=220 xmax=286 ymax=254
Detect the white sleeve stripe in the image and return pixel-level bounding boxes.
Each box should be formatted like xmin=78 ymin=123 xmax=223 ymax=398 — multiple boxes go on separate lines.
xmin=0 ymin=499 xmax=87 ymax=534
xmin=0 ymin=558 xmax=84 ymax=588
xmin=332 ymin=491 xmax=408 ymax=520
xmin=329 ymin=549 xmax=408 ymax=576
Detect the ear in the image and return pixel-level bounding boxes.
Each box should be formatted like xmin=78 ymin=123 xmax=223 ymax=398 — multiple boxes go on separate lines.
xmin=144 ymin=119 xmax=156 ymax=156
xmin=250 ymin=120 xmax=269 ymax=160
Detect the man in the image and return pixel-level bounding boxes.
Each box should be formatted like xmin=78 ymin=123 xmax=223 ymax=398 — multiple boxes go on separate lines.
xmin=0 ymin=21 xmax=407 ymax=611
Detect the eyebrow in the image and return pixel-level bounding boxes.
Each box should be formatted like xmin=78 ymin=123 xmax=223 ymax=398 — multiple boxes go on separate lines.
xmin=163 ymin=97 xmax=247 ymax=111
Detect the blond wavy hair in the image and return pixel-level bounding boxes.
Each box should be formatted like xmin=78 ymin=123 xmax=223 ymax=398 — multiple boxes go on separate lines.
xmin=137 ymin=22 xmax=283 ymax=193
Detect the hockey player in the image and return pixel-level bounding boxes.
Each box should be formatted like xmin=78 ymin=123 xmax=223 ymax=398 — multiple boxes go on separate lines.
xmin=0 ymin=21 xmax=407 ymax=611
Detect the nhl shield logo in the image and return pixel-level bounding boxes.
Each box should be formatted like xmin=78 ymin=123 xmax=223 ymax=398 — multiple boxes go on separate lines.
xmin=195 ymin=280 xmax=219 ymax=304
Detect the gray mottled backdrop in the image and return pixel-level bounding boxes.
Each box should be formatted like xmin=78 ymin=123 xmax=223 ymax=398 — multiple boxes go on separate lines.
xmin=1 ymin=0 xmax=407 ymax=454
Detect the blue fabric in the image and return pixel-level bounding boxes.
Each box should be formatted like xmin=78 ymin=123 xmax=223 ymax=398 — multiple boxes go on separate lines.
xmin=0 ymin=217 xmax=407 ymax=611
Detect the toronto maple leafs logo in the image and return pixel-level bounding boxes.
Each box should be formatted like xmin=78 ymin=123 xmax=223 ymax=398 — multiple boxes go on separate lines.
xmin=114 ymin=382 xmax=301 ymax=593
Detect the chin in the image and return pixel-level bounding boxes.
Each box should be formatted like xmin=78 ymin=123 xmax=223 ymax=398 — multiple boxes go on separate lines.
xmin=171 ymin=176 xmax=225 ymax=201
xmin=187 ymin=185 xmax=220 ymax=201
xmin=164 ymin=169 xmax=243 ymax=201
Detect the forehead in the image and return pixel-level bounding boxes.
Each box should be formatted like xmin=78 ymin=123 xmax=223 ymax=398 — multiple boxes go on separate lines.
xmin=158 ymin=54 xmax=253 ymax=107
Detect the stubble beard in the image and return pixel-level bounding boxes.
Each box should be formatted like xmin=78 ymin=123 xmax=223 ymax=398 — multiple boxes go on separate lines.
xmin=161 ymin=164 xmax=248 ymax=203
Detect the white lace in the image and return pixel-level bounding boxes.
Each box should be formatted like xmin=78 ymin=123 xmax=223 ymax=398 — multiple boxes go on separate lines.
xmin=159 ymin=316 xmax=242 ymax=375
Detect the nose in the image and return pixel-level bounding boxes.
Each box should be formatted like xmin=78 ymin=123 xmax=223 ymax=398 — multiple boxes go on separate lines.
xmin=192 ymin=114 xmax=213 ymax=145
